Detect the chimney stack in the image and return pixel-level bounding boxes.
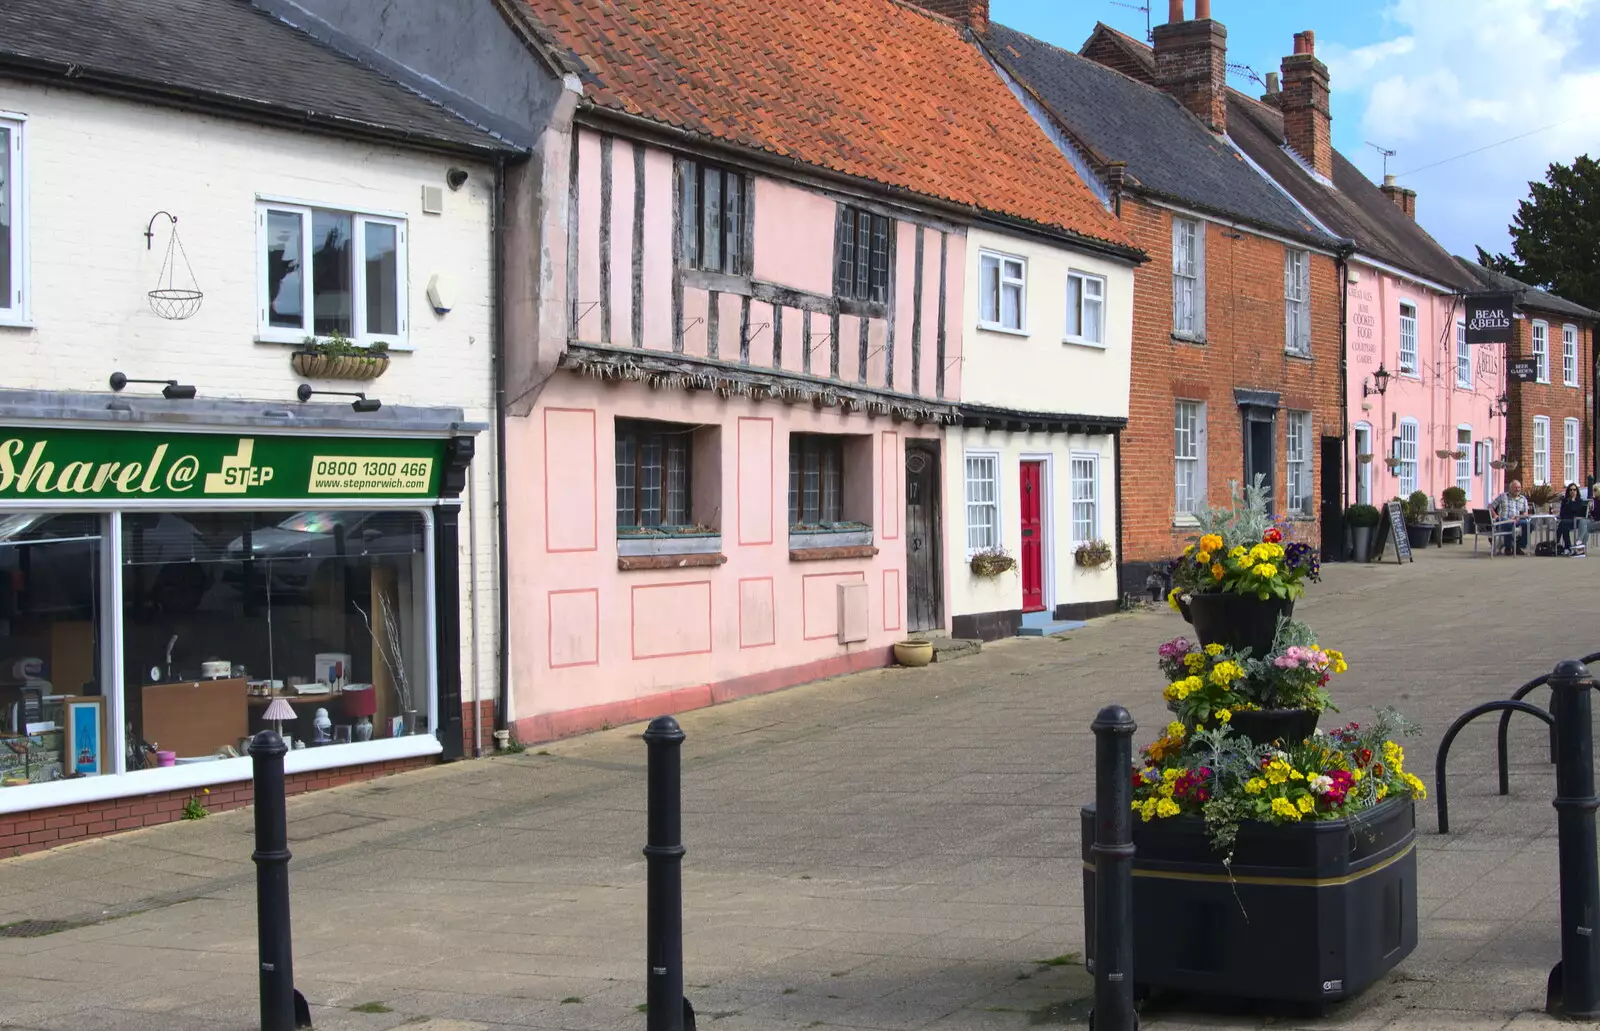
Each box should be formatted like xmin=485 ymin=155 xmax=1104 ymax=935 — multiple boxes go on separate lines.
xmin=906 ymin=0 xmax=988 ymax=31
xmin=1153 ymin=0 xmax=1229 ymax=133
xmin=1280 ymin=29 xmax=1333 ymax=178
xmin=1261 ymin=71 xmax=1281 ymax=105
xmin=1380 ymin=173 xmax=1418 ymax=220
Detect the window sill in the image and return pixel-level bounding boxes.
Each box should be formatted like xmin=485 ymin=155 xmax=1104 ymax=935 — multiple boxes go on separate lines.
xmin=1284 ymin=348 xmax=1313 ymax=361
xmin=1063 ymin=336 xmax=1107 ymax=350
xmin=1398 ymin=370 xmax=1420 ymax=379
xmin=618 ymin=553 xmax=727 ymax=571
xmin=791 ymin=544 xmax=879 ymax=562
xmin=1171 ymin=333 xmax=1206 ymax=346
xmin=1173 ymin=515 xmax=1200 ymax=528
xmin=790 ymin=528 xmax=874 ymax=550
xmin=1536 ymin=379 xmax=1551 ymax=386
xmin=256 ymin=333 xmax=414 ymax=353
xmin=0 ymin=314 xmax=34 ymax=330
xmin=836 ymin=297 xmax=888 ymax=320
xmin=617 ymin=534 xmax=723 ymax=557
xmin=978 ymin=322 xmax=1030 ymax=338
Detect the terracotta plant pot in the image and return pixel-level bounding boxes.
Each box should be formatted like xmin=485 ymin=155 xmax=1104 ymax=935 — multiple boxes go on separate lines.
xmin=291 ymin=350 xmax=391 ymax=381
xmin=893 ymin=640 xmax=934 ymax=667
xmin=1185 ymin=592 xmax=1294 ymax=659
xmin=1227 ymin=707 xmax=1319 ymax=747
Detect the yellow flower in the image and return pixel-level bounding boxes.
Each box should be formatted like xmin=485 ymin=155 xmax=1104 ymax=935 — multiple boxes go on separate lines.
xmin=1131 ymin=799 xmax=1142 ymax=811
xmin=1166 ymin=721 xmax=1187 ymax=740
xmin=1229 ymin=545 xmax=1247 ymax=558
xmin=1163 ymin=683 xmax=1182 ymax=702
xmin=1376 ymin=784 xmax=1389 ymax=800
xmin=1297 ymin=795 xmax=1315 ymax=814
xmin=1168 ymin=589 xmax=1183 ymax=612
xmin=1270 ymin=797 xmax=1302 ymax=821
xmin=1266 ymin=759 xmax=1292 ymax=785
xmin=1155 ymin=798 xmax=1181 ymax=818
xmin=1140 ymin=797 xmax=1159 ymax=821
xmin=1210 ymin=562 xmax=1225 ymax=580
xmin=1244 ymin=777 xmax=1267 ymax=794
xmin=1184 ymin=544 xmax=1195 ymax=555
xmin=1204 ymin=643 xmax=1224 ymax=656
xmin=1196 ymin=550 xmax=1211 ymax=565
xmin=1217 ymin=708 xmax=1232 ymax=723
xmin=1254 ymin=563 xmax=1277 ymax=578
xmin=1184 ymin=652 xmax=1207 ymax=672
xmin=1209 ymin=661 xmax=1243 ymax=686
xmin=1199 ymin=534 xmax=1224 ymax=553
xmin=1403 ymin=773 xmax=1428 ymax=800
xmin=1324 ymin=648 xmax=1348 ymax=674
xmin=1352 ymin=767 xmax=1364 ymax=782
xmin=1383 ymin=741 xmax=1404 ymax=768
xmin=1162 ymin=768 xmax=1182 ymax=783
xmin=1289 ymin=769 xmax=1305 ymax=781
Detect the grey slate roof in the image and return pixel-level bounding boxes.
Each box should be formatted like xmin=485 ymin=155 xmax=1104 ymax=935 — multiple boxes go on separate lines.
xmin=1453 ymin=259 xmax=1600 ymax=322
xmin=0 ymin=0 xmax=513 ymax=155
xmin=1227 ymin=95 xmax=1473 ymax=291
xmin=981 ymin=23 xmax=1336 ymax=248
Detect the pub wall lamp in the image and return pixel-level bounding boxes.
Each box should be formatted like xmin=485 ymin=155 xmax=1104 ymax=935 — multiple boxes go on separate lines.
xmin=297 ymin=383 xmax=381 ymax=412
xmin=1362 ymin=363 xmax=1391 ymax=399
xmin=109 ymin=372 xmax=197 ymax=400
xmin=1495 ymin=394 xmax=1510 ymax=417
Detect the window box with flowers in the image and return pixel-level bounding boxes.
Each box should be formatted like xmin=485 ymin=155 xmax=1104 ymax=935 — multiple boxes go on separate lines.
xmin=1074 ymin=539 xmax=1114 ymax=569
xmin=1085 ymin=479 xmax=1420 ymax=1006
xmin=292 ymin=331 xmax=391 ymax=381
xmin=969 ymin=547 xmax=1017 ymax=578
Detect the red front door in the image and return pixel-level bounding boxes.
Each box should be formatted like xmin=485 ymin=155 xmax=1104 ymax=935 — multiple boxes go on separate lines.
xmin=1020 ymin=460 xmax=1045 ymax=613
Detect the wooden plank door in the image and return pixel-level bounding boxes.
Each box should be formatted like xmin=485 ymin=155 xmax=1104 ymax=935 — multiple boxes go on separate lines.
xmin=1020 ymin=460 xmax=1045 ymax=613
xmin=905 ymin=441 xmax=943 ymax=632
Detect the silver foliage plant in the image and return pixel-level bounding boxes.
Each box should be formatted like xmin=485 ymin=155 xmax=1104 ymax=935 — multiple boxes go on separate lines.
xmin=1189 ymin=474 xmax=1274 ymax=550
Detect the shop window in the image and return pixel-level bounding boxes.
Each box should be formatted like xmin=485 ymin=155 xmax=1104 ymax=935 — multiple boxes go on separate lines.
xmin=258 ymin=202 xmax=406 ymax=348
xmin=0 ymin=514 xmax=103 ymax=787
xmin=0 ymin=116 xmax=25 ymax=324
xmin=119 ymin=510 xmax=428 ymax=769
xmin=616 ymin=420 xmax=720 ymax=536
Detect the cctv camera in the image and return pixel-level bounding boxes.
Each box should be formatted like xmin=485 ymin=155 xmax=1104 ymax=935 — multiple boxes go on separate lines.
xmin=446 ymin=168 xmax=469 ymax=191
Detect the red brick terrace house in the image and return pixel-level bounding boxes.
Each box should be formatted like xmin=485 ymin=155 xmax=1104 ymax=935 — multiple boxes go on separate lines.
xmin=974 ymin=1 xmax=1348 ymax=594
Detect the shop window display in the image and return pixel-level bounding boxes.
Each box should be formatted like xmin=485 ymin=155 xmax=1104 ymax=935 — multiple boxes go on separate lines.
xmin=120 ymin=510 xmax=427 ymax=769
xmin=0 ymin=514 xmax=104 ymax=787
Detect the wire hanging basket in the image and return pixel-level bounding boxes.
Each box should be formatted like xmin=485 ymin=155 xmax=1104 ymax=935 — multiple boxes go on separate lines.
xmin=145 ymin=211 xmax=204 ymax=320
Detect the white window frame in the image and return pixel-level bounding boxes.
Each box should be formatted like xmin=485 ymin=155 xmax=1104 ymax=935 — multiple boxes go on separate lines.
xmin=0 ymin=112 xmax=27 ymax=326
xmin=1456 ymin=319 xmax=1472 ymax=389
xmin=1532 ymin=321 xmax=1550 ymax=384
xmin=1353 ymin=421 xmax=1373 ymax=506
xmin=1284 ymin=249 xmax=1311 ymax=356
xmin=964 ymin=450 xmax=1002 ymax=555
xmin=1065 ymin=270 xmax=1107 ymax=348
xmin=1174 ymin=400 xmax=1207 ymax=522
xmin=1070 ymin=452 xmax=1100 ymax=543
xmin=1285 ymin=410 xmax=1313 ymax=517
xmin=978 ymin=250 xmax=1027 ymax=334
xmin=256 ymin=200 xmax=409 ymax=349
xmin=1564 ymin=324 xmax=1579 ymax=387
xmin=1456 ymin=425 xmax=1473 ymax=500
xmin=1397 ymin=418 xmax=1419 ymax=496
xmin=1564 ymin=417 xmax=1580 ymax=486
xmin=1172 ymin=217 xmax=1205 ymax=339
xmin=1533 ymin=415 xmax=1550 ymax=486
xmin=1398 ymin=302 xmax=1419 ymax=376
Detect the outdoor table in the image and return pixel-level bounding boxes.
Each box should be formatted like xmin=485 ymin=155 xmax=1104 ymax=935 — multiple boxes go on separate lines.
xmin=1528 ymin=513 xmax=1558 ymax=548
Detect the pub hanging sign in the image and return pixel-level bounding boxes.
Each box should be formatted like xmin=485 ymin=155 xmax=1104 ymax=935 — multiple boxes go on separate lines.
xmin=1464 ymin=292 xmax=1515 ymax=345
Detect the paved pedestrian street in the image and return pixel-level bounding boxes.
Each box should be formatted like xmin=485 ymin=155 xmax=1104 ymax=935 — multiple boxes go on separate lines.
xmin=2 ymin=548 xmax=1598 ymax=1031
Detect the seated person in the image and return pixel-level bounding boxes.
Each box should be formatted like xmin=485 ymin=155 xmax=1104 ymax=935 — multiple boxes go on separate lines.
xmin=1491 ymin=479 xmax=1532 ymax=554
xmin=1559 ymin=482 xmax=1590 ymax=556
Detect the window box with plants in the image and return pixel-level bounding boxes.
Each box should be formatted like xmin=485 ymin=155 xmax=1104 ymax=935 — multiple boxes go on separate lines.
xmin=1074 ymin=539 xmax=1114 ymax=570
xmin=969 ymin=546 xmax=1017 ymax=578
xmin=1088 ymin=477 xmax=1422 ymax=1006
xmin=789 ymin=521 xmax=874 ymax=551
xmin=1346 ymin=503 xmax=1381 ymax=562
xmin=291 ymin=331 xmax=390 ymax=380
xmin=616 ymin=526 xmax=723 ymax=557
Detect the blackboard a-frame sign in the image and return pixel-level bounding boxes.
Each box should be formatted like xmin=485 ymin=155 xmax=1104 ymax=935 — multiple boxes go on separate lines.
xmin=1373 ymin=500 xmax=1413 ymax=564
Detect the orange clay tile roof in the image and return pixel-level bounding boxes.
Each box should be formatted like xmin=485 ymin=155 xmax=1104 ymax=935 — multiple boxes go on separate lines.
xmin=518 ymin=0 xmax=1137 ymax=252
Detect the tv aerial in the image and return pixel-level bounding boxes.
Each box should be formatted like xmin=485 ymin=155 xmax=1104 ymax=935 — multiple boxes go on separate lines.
xmin=1367 ymin=142 xmax=1397 ymax=177
xmin=1109 ymin=0 xmax=1151 ymax=42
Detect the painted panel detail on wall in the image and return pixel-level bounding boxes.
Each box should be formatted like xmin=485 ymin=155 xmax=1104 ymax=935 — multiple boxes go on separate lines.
xmin=880 ymin=431 xmax=901 ymax=540
xmin=544 ymin=408 xmax=597 ymax=553
xmin=838 ymin=582 xmax=869 ymax=643
xmin=738 ymin=577 xmax=776 ymax=649
xmin=803 ymin=571 xmax=865 ymax=641
xmin=632 ymin=581 xmax=713 ymax=659
xmin=548 ymin=588 xmax=600 ymax=669
xmin=738 ymin=417 xmax=774 ymax=546
xmin=882 ymin=569 xmax=902 ymax=631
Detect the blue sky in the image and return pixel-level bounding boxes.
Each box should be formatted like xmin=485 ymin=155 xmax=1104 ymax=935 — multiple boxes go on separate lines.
xmin=992 ymin=0 xmax=1600 ymax=261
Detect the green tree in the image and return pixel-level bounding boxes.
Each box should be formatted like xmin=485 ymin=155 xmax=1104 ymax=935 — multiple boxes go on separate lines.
xmin=1476 ymin=154 xmax=1600 ymax=313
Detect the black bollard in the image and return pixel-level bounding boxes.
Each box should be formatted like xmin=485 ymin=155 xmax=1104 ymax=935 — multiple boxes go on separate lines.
xmin=249 ymin=729 xmax=302 ymax=1031
xmin=644 ymin=716 xmax=688 ymax=1031
xmin=1548 ymin=660 xmax=1600 ymax=1019
xmin=1090 ymin=705 xmax=1138 ymax=1031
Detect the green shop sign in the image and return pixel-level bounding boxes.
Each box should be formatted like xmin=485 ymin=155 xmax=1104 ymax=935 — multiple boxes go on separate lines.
xmin=0 ymin=428 xmax=447 ymax=501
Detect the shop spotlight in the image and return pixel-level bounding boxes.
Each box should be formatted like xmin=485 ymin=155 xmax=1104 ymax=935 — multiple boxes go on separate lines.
xmin=296 ymin=384 xmax=382 ymax=412
xmin=108 ymin=372 xmax=197 ymax=400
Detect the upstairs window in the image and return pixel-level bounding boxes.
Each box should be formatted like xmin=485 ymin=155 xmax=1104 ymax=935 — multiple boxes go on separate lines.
xmin=789 ymin=434 xmax=845 ymax=526
xmin=1456 ymin=320 xmax=1472 ymax=388
xmin=1066 ymin=271 xmax=1105 ymax=345
xmin=616 ymin=420 xmax=694 ymax=530
xmin=0 ymin=117 xmax=23 ymax=323
xmin=1284 ymin=249 xmax=1310 ymax=355
xmin=978 ymin=251 xmax=1025 ymax=332
xmin=1171 ymin=217 xmax=1205 ymax=338
xmin=680 ymin=162 xmax=746 ymax=275
xmin=259 ymin=202 xmax=406 ymax=347
xmin=1564 ymin=324 xmax=1579 ymax=387
xmin=1398 ymin=303 xmax=1418 ymax=374
xmin=1533 ymin=321 xmax=1550 ymax=383
xmin=835 ymin=206 xmax=891 ymax=305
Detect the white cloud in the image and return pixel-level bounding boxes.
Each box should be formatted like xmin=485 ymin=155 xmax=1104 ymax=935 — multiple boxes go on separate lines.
xmin=1321 ymin=0 xmax=1600 ymax=255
